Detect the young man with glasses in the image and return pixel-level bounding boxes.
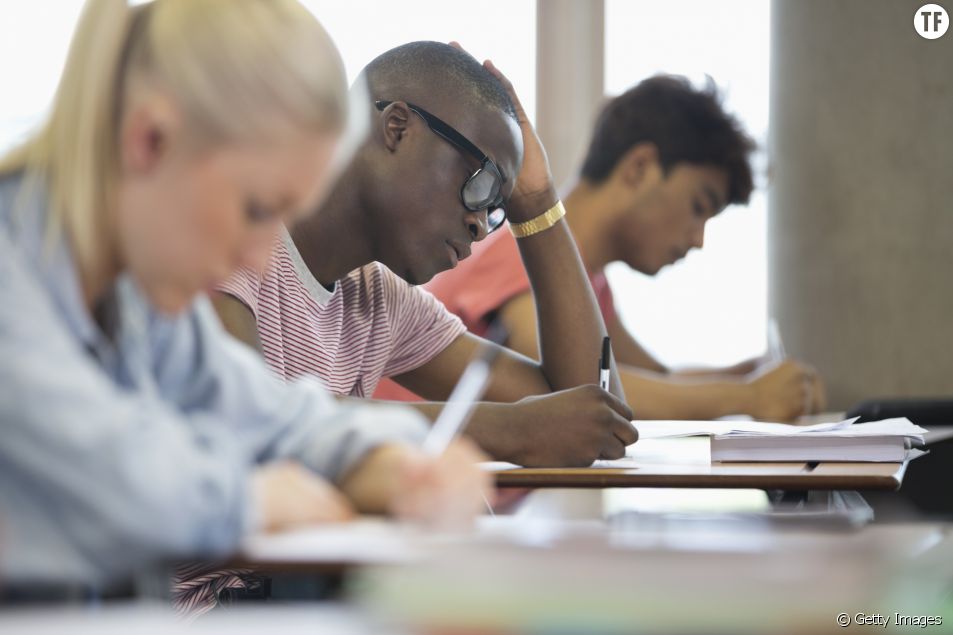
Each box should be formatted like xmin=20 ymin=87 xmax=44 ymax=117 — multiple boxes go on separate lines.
xmin=212 ymin=41 xmax=637 ymax=469
xmin=183 ymin=40 xmax=637 ymax=614
xmin=411 ymin=75 xmax=826 ymax=422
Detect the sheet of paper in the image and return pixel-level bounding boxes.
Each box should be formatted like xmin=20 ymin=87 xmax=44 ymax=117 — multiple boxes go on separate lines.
xmin=712 ymin=418 xmax=927 ymax=442
xmin=481 ymin=461 xmax=523 ymax=471
xmin=808 ymin=418 xmax=926 ymax=438
xmin=633 ymin=417 xmax=857 ymax=439
xmin=241 ymin=518 xmax=424 ymax=564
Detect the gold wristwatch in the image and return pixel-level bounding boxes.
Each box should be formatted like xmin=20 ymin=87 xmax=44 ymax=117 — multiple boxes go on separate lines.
xmin=509 ymin=200 xmax=566 ymax=239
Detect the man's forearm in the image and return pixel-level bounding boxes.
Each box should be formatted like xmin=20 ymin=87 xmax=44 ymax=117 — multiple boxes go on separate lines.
xmin=485 ymin=59 xmax=625 ymax=403
xmin=513 ymin=213 xmax=624 ymax=399
xmin=621 ymin=365 xmax=753 ymax=420
xmin=674 ymin=357 xmax=760 ymax=379
xmin=406 ymin=401 xmax=521 ymax=463
xmin=338 ymin=444 xmax=407 ymax=514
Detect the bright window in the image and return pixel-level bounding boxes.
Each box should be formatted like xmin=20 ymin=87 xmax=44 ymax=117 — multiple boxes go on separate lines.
xmin=1 ymin=2 xmax=764 ymax=371
xmin=604 ymin=0 xmax=771 ymax=369
xmin=0 ymin=1 xmax=536 ymax=155
xmin=0 ymin=1 xmax=86 ymax=153
xmin=300 ymin=1 xmax=536 ymax=122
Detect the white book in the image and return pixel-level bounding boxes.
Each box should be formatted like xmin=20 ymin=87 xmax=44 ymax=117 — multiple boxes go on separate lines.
xmin=710 ymin=419 xmax=927 ymax=463
xmin=710 ymin=434 xmax=912 ymax=462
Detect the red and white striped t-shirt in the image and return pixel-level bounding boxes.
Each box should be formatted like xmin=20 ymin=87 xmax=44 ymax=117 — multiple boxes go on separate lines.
xmin=216 ymin=230 xmax=466 ymax=397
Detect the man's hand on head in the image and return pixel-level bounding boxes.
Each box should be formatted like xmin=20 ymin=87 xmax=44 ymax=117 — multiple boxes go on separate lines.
xmin=449 ymin=42 xmax=557 ymax=222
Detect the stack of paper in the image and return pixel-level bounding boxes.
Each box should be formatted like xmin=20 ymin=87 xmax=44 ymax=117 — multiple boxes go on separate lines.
xmin=634 ymin=418 xmax=857 ymax=440
xmin=633 ymin=417 xmax=927 ymax=463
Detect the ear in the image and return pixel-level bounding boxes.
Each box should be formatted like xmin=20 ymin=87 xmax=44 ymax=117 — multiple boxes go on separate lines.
xmin=379 ymin=101 xmax=412 ymax=153
xmin=613 ymin=142 xmax=662 ymax=189
xmin=120 ymin=96 xmax=177 ymax=175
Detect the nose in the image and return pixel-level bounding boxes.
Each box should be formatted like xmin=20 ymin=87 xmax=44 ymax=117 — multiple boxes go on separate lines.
xmin=691 ymin=222 xmax=706 ymax=250
xmin=464 ymin=209 xmax=490 ymax=242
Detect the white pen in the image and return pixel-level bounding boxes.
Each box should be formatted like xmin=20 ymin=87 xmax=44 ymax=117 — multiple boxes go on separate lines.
xmin=421 ymin=322 xmax=506 ymax=456
xmin=767 ymin=318 xmax=787 ymax=364
xmin=768 ymin=318 xmax=812 ymax=417
xmin=599 ymin=336 xmax=611 ymax=390
xmin=421 ymin=324 xmax=505 ymax=517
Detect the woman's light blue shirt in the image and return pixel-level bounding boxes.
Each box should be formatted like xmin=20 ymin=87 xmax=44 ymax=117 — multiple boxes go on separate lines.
xmin=0 ymin=176 xmax=427 ymax=588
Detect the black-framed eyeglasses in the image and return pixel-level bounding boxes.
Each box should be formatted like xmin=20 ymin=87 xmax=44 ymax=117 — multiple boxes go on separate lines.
xmin=375 ymin=100 xmax=507 ymax=233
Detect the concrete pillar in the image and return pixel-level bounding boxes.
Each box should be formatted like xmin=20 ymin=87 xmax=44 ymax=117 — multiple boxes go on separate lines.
xmin=536 ymin=0 xmax=604 ymax=187
xmin=769 ymin=0 xmax=953 ymax=409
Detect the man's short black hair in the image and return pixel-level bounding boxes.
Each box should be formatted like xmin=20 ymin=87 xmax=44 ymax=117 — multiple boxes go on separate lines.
xmin=364 ymin=41 xmax=517 ymax=122
xmin=580 ymin=75 xmax=755 ymax=206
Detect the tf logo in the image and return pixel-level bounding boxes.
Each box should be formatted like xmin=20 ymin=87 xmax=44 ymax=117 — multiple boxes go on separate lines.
xmin=915 ymin=3 xmax=948 ymax=39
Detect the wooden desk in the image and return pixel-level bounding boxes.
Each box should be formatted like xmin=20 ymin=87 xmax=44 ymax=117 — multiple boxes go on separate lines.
xmin=489 ymin=438 xmax=908 ymax=491
xmin=0 ymin=603 xmax=374 ymax=634
xmin=233 ymin=519 xmax=422 ymax=574
xmin=233 ymin=515 xmax=953 ymax=634
xmin=355 ymin=521 xmax=953 ymax=634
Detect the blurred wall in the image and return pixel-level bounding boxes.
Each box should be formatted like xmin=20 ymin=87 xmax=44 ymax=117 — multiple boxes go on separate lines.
xmin=536 ymin=0 xmax=604 ymax=187
xmin=769 ymin=0 xmax=953 ymax=409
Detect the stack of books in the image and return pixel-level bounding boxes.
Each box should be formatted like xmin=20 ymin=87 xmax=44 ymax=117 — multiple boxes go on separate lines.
xmin=633 ymin=417 xmax=926 ymax=462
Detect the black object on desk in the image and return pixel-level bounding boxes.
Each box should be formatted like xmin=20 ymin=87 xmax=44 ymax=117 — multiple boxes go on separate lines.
xmin=847 ymin=397 xmax=953 ymax=426
xmin=849 ymin=397 xmax=953 ymax=518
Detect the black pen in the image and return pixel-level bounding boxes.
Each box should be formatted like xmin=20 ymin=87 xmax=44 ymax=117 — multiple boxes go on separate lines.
xmin=599 ymin=336 xmax=611 ymax=390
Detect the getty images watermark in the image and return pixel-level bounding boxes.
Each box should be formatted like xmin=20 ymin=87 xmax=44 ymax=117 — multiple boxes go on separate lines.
xmin=915 ymin=3 xmax=949 ymax=39
xmin=836 ymin=613 xmax=944 ymax=628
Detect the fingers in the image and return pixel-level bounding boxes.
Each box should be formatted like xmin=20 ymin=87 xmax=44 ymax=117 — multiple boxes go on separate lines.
xmin=597 ymin=387 xmax=635 ymax=421
xmin=299 ymin=474 xmax=357 ymax=521
xmin=572 ymin=385 xmax=637 ymax=457
xmin=785 ymin=362 xmax=827 ymax=417
xmin=757 ymin=360 xmax=820 ymax=421
xmin=598 ymin=435 xmax=627 ymax=461
xmin=482 ymin=59 xmax=512 ymax=90
xmin=612 ymin=418 xmax=639 ymax=447
xmin=798 ymin=366 xmax=828 ymax=417
xmin=812 ymin=373 xmax=828 ymax=413
xmin=252 ymin=462 xmax=356 ymax=532
xmin=589 ymin=386 xmax=637 ymax=445
xmin=443 ymin=40 xmax=529 ymax=123
xmin=576 ymin=385 xmax=637 ymax=452
xmin=802 ymin=370 xmax=814 ymax=418
xmin=481 ymin=60 xmax=530 ymax=123
xmin=393 ymin=441 xmax=492 ymax=529
xmin=600 ymin=398 xmax=637 ymax=458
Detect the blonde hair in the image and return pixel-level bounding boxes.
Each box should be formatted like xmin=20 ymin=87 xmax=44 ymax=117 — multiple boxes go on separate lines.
xmin=0 ymin=0 xmax=347 ymax=285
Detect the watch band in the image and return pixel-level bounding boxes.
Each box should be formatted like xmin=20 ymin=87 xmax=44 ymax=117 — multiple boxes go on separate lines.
xmin=508 ymin=200 xmax=566 ymax=239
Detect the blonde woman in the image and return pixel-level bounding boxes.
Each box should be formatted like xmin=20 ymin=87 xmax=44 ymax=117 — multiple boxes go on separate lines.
xmin=0 ymin=0 xmax=490 ymax=595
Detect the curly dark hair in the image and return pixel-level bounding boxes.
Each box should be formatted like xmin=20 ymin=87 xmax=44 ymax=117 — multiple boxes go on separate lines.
xmin=580 ymin=75 xmax=755 ymax=205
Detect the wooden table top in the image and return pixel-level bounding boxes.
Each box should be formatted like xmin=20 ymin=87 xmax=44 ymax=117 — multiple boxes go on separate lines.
xmin=488 ymin=438 xmax=908 ymax=491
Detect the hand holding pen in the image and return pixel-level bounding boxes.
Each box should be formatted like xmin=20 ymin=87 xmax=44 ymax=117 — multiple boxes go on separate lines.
xmin=384 ymin=327 xmax=507 ymax=527
xmin=414 ymin=322 xmax=507 ymax=517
